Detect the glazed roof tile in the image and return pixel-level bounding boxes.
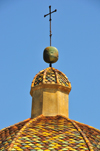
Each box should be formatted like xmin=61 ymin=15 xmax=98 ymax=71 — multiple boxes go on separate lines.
xmin=0 ymin=115 xmax=100 ymax=151
xmin=0 ymin=118 xmax=30 ymax=151
xmin=75 ymin=120 xmax=100 ymax=150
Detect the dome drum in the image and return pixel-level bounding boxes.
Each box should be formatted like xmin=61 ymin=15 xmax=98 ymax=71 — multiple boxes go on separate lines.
xmin=30 ymin=67 xmax=71 ymax=119
xmin=31 ymin=84 xmax=69 ymax=119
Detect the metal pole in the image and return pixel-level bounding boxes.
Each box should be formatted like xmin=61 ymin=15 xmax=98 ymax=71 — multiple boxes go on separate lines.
xmin=49 ymin=6 xmax=52 ymax=67
xmin=44 ymin=6 xmax=57 ymax=67
xmin=49 ymin=6 xmax=52 ymax=46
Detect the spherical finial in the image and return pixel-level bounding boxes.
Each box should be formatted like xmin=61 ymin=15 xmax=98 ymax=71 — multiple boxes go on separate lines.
xmin=43 ymin=46 xmax=59 ymax=64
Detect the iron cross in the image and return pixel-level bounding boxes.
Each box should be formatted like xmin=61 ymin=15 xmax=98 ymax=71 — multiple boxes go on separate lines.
xmin=44 ymin=6 xmax=57 ymax=46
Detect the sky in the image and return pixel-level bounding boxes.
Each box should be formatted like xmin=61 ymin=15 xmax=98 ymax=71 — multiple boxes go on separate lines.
xmin=0 ymin=0 xmax=100 ymax=130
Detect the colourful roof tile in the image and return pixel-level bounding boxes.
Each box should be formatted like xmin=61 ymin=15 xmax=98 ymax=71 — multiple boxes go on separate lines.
xmin=0 ymin=115 xmax=100 ymax=150
xmin=0 ymin=118 xmax=30 ymax=151
xmin=75 ymin=120 xmax=100 ymax=150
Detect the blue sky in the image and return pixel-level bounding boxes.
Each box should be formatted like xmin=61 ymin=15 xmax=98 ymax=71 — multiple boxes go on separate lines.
xmin=0 ymin=0 xmax=100 ymax=130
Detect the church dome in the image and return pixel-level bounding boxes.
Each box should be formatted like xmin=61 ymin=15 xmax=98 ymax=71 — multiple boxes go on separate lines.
xmin=0 ymin=115 xmax=100 ymax=150
xmin=30 ymin=67 xmax=71 ymax=96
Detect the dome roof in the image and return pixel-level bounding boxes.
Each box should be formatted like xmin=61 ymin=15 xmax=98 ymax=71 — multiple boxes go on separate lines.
xmin=31 ymin=67 xmax=71 ymax=88
xmin=0 ymin=115 xmax=100 ymax=150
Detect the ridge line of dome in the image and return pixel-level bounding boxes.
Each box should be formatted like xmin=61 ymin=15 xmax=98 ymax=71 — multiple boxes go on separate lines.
xmin=0 ymin=118 xmax=30 ymax=132
xmin=70 ymin=119 xmax=94 ymax=151
xmin=7 ymin=115 xmax=73 ymax=150
xmin=73 ymin=120 xmax=100 ymax=132
xmin=8 ymin=115 xmax=44 ymax=151
xmin=7 ymin=115 xmax=98 ymax=151
xmin=43 ymin=68 xmax=47 ymax=84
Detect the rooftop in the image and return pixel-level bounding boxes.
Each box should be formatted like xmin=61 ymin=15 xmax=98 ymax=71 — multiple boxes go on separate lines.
xmin=0 ymin=115 xmax=100 ymax=151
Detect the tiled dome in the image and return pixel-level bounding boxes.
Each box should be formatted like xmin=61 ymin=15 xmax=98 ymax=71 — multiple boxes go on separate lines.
xmin=1 ymin=115 xmax=100 ymax=150
xmin=31 ymin=67 xmax=71 ymax=88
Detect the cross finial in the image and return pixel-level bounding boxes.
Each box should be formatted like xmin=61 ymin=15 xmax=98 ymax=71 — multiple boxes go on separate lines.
xmin=44 ymin=6 xmax=57 ymax=47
